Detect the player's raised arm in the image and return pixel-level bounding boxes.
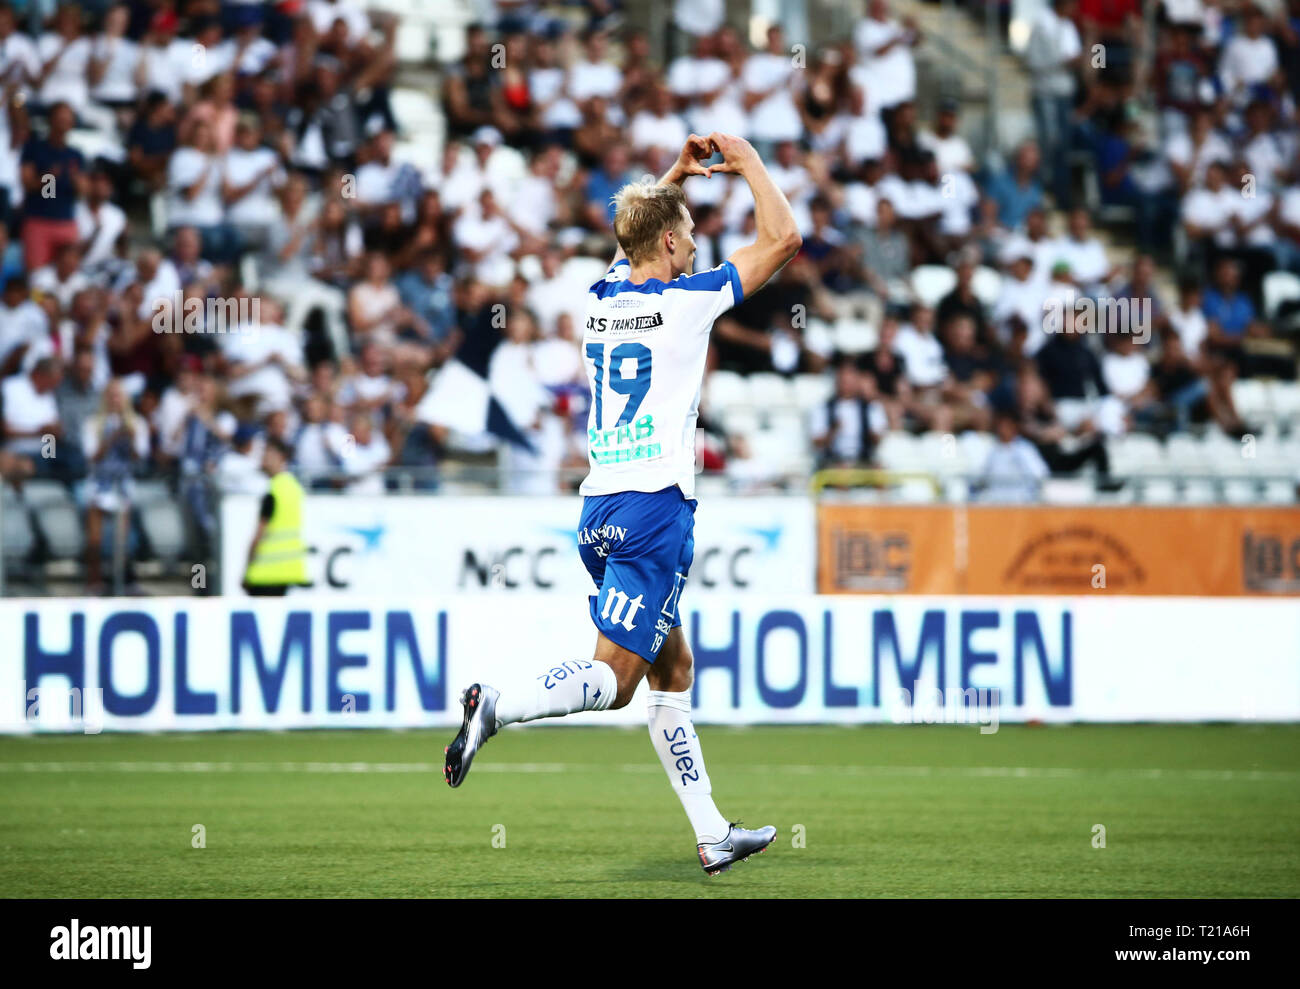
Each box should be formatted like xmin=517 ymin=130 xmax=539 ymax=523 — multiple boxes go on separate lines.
xmin=708 ymin=132 xmax=802 ymax=297
xmin=607 ymin=135 xmax=715 ymax=268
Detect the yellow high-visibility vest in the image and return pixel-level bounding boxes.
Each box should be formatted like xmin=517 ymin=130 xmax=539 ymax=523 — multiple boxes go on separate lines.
xmin=244 ymin=471 xmax=309 ymax=587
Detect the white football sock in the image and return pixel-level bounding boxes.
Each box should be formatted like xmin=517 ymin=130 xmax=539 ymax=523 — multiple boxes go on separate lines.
xmin=647 ymin=689 xmax=730 ymax=845
xmin=492 ymin=659 xmax=617 ymax=729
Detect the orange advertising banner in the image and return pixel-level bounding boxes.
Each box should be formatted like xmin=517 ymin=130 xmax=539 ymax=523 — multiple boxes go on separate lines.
xmin=817 ymin=504 xmax=1300 ymax=596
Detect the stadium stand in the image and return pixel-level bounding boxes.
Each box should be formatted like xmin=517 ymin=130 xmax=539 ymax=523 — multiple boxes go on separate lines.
xmin=0 ymin=0 xmax=1297 ymax=594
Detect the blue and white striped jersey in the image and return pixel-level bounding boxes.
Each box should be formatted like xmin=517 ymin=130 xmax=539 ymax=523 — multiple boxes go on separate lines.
xmin=579 ymin=258 xmax=744 ymax=499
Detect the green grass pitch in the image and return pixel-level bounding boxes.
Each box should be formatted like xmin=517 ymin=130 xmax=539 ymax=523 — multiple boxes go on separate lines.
xmin=1 ymin=724 xmax=1297 ymax=898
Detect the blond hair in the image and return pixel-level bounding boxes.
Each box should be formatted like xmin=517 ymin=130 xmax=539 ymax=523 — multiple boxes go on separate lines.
xmin=612 ymin=181 xmax=687 ymax=264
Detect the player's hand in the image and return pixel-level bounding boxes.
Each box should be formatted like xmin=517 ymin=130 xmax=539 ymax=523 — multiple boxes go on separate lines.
xmin=670 ymin=134 xmax=716 ymax=181
xmin=705 ymin=133 xmax=760 ymax=176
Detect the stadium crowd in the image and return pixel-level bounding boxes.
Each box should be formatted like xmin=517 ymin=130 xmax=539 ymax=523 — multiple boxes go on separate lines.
xmin=0 ymin=0 xmax=1298 ymax=589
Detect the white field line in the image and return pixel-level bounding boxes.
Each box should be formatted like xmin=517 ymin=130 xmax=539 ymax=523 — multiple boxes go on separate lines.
xmin=0 ymin=761 xmax=1296 ymax=782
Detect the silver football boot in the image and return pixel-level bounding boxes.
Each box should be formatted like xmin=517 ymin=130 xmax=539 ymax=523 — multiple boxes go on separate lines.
xmin=444 ymin=683 xmax=500 ymax=788
xmin=697 ymin=823 xmax=777 ymax=876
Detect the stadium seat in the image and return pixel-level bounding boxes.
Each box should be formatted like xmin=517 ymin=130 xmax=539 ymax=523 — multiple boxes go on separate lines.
xmin=970 ymin=267 xmax=1003 ymax=307
xmin=957 ymin=430 xmax=994 ymax=471
xmin=942 ymin=477 xmax=970 ymax=502
xmin=1 ymin=486 xmax=35 ymax=561
xmin=875 ymin=432 xmax=925 ymax=471
xmin=33 ymin=503 xmax=85 ymax=559
xmin=706 ymin=371 xmax=748 ymax=410
xmin=1271 ymin=382 xmax=1300 ymax=426
xmin=910 ymin=265 xmax=957 ymax=308
xmin=917 ymin=431 xmax=962 ymax=475
xmin=560 ymin=256 xmax=608 ymax=294
xmin=832 ymin=318 xmax=877 ymax=354
xmin=1202 ymin=430 xmax=1247 ymax=473
xmin=395 ymin=22 xmax=434 ymax=64
xmin=893 ymin=477 xmax=938 ymax=503
xmin=1231 ymin=379 xmax=1271 ymax=425
xmin=1111 ymin=433 xmax=1165 ymax=476
xmin=721 ymin=406 xmax=760 ymax=437
xmin=803 ymin=318 xmax=835 ymax=357
xmin=390 ymin=88 xmax=442 ymax=136
xmin=1140 ymin=479 xmax=1179 ymax=504
xmin=138 ymin=499 xmax=189 ymax=563
xmin=19 ymin=480 xmax=74 ymax=509
xmin=1164 ymin=433 xmax=1210 ymax=471
xmin=1042 ymin=478 xmax=1093 ymax=503
xmin=1262 ymin=479 xmax=1295 ymax=504
xmin=747 ymin=373 xmax=794 ymax=407
xmin=1222 ymin=478 xmax=1261 ymax=504
xmin=792 ymin=373 xmax=835 ymax=410
xmin=1181 ymin=478 xmax=1218 ymax=503
xmin=1261 ymin=270 xmax=1300 ymax=321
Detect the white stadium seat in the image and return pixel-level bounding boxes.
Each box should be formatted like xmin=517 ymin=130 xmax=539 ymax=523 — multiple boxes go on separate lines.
xmin=792 ymin=373 xmax=835 ymax=410
xmin=1231 ymin=379 xmax=1270 ymax=424
xmin=1140 ymin=479 xmax=1179 ymax=504
xmin=1181 ymin=478 xmax=1218 ymax=503
xmin=875 ymin=432 xmax=925 ymax=471
xmin=706 ymin=371 xmax=748 ymax=410
xmin=832 ymin=318 xmax=877 ymax=354
xmin=1271 ymin=382 xmax=1300 ymax=425
xmin=910 ymin=265 xmax=957 ymax=308
xmin=747 ymin=373 xmax=795 ymax=407
xmin=1262 ymin=479 xmax=1296 ymax=504
xmin=970 ymin=266 xmax=1003 ymax=307
xmin=1262 ymin=270 xmax=1300 ymax=321
xmin=1110 ymin=433 xmax=1165 ymax=476
xmin=390 ymin=88 xmax=442 ymax=136
xmin=803 ymin=318 xmax=835 ymax=357
xmin=721 ymin=406 xmax=760 ymax=437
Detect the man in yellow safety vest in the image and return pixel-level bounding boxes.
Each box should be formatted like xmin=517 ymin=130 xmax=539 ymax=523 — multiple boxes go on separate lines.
xmin=242 ymin=437 xmax=309 ymax=595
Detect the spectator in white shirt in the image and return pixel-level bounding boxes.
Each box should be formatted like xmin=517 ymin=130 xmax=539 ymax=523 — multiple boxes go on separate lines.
xmin=1024 ymin=0 xmax=1083 ymax=206
xmin=853 ymin=0 xmax=920 ymax=111
xmin=1164 ymin=107 xmax=1233 ymax=192
xmin=0 ymin=275 xmax=49 ymax=377
xmin=31 ymin=241 xmax=88 ymax=313
xmin=993 ymin=239 xmax=1051 ymax=357
xmin=138 ymin=10 xmax=193 ymax=104
xmin=918 ymin=98 xmax=975 ymax=175
xmin=2 ymin=358 xmax=65 ymax=476
xmin=0 ymin=7 xmax=39 ymax=100
xmin=1181 ymin=160 xmax=1240 ymax=259
xmin=167 ymin=119 xmax=239 ymax=261
xmin=75 ymin=167 xmax=127 ymax=270
xmin=88 ymin=4 xmax=140 ymax=116
xmin=629 ymin=83 xmax=689 ymax=156
xmin=742 ymin=25 xmax=803 ymax=149
xmin=222 ymin=117 xmax=284 ymax=252
xmin=977 ymin=410 xmax=1050 ymax=502
xmin=337 ymin=409 xmax=391 ymax=494
xmin=36 ymin=6 xmax=93 ymax=117
xmin=1168 ymin=276 xmax=1209 ymax=356
xmin=1218 ymin=5 xmax=1280 ymax=100
xmin=811 ymin=357 xmax=889 ymax=467
xmin=1049 ymin=208 xmax=1120 ymax=295
xmin=1101 ymin=333 xmax=1152 ymax=409
xmin=223 ymin=298 xmax=307 ymax=416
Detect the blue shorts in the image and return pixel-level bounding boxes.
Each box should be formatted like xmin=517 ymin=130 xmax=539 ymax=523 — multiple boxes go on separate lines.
xmin=577 ymin=486 xmax=695 ymax=662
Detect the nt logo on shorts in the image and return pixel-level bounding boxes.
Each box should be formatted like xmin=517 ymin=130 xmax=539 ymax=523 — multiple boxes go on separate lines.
xmin=601 ymin=586 xmax=644 ymax=631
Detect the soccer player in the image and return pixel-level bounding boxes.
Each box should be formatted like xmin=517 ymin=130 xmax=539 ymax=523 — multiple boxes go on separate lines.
xmin=444 ymin=133 xmax=802 ymax=876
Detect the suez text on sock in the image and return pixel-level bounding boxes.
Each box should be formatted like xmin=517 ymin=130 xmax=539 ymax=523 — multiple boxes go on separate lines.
xmin=49 ymin=919 xmax=151 ymax=969
xmin=661 ymin=725 xmax=702 ymax=786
